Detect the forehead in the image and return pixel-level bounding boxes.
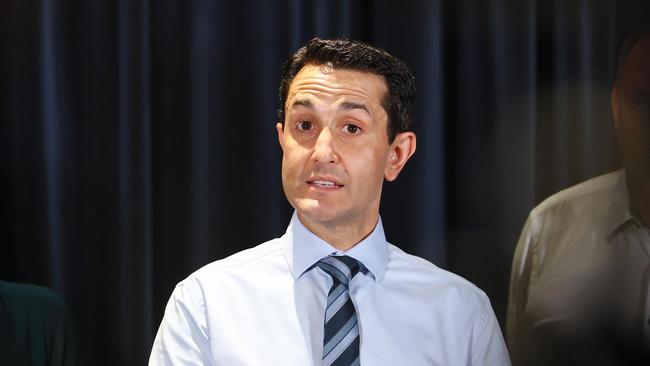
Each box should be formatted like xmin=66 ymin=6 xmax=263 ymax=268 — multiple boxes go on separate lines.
xmin=287 ymin=64 xmax=388 ymax=105
xmin=621 ymin=36 xmax=650 ymax=90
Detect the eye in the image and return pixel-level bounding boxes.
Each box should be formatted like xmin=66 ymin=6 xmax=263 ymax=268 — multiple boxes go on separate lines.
xmin=296 ymin=120 xmax=313 ymax=132
xmin=343 ymin=124 xmax=362 ymax=135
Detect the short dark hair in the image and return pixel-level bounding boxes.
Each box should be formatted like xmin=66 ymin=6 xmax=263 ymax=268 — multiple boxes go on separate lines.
xmin=616 ymin=25 xmax=650 ymax=82
xmin=278 ymin=38 xmax=416 ymax=143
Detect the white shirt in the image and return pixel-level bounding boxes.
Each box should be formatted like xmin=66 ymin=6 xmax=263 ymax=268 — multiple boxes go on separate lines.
xmin=150 ymin=213 xmax=510 ymax=365
xmin=507 ymin=170 xmax=650 ymax=365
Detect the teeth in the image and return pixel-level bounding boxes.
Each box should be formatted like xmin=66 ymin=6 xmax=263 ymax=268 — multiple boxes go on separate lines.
xmin=313 ymin=180 xmax=336 ymax=187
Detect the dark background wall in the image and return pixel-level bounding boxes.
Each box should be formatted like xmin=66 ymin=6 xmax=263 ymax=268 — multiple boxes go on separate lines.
xmin=2 ymin=0 xmax=648 ymax=364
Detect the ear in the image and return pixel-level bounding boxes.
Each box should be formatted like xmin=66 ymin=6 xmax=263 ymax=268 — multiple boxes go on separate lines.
xmin=611 ymin=84 xmax=620 ymax=132
xmin=384 ymin=132 xmax=416 ymax=182
xmin=276 ymin=122 xmax=285 ymax=150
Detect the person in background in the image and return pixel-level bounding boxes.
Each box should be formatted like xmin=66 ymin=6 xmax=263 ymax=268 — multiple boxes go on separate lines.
xmin=0 ymin=280 xmax=80 ymax=366
xmin=507 ymin=26 xmax=650 ymax=366
xmin=150 ymin=38 xmax=510 ymax=365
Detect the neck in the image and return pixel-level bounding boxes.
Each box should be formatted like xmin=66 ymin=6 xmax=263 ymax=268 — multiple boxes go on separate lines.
xmin=626 ymin=169 xmax=650 ymax=227
xmin=297 ymin=212 xmax=379 ymax=251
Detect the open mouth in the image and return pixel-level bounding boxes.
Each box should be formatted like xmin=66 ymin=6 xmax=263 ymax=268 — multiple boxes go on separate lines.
xmin=307 ymin=179 xmax=344 ymax=188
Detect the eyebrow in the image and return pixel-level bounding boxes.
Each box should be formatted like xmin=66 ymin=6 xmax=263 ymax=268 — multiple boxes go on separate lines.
xmin=340 ymin=101 xmax=371 ymax=116
xmin=290 ymin=99 xmax=372 ymax=116
xmin=291 ymin=99 xmax=312 ymax=108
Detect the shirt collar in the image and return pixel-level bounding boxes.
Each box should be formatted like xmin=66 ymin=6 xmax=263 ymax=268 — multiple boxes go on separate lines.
xmin=606 ymin=169 xmax=636 ymax=239
xmin=282 ymin=211 xmax=389 ymax=282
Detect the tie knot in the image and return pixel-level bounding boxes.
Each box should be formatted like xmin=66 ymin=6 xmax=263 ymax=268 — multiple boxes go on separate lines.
xmin=316 ymin=255 xmax=361 ymax=286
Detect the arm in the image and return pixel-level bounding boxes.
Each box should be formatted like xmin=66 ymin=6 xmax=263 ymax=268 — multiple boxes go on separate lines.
xmin=470 ymin=294 xmax=512 ymax=366
xmin=149 ymin=278 xmax=213 ymax=366
xmin=506 ymin=214 xmax=537 ymax=366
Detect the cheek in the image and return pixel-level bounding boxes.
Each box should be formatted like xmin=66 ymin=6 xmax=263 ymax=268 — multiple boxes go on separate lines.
xmin=281 ymin=155 xmax=298 ymax=179
xmin=626 ymin=115 xmax=650 ymax=143
xmin=618 ymin=120 xmax=650 ymax=165
xmin=349 ymin=148 xmax=388 ymax=181
xmin=281 ymin=147 xmax=309 ymax=179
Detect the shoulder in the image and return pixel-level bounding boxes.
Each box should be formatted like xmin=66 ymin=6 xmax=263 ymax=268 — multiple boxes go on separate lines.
xmin=192 ymin=238 xmax=284 ymax=273
xmin=530 ymin=171 xmax=621 ymax=220
xmin=0 ymin=281 xmax=73 ymax=338
xmin=173 ymin=238 xmax=286 ymax=295
xmin=385 ymin=245 xmax=491 ymax=307
xmin=0 ymin=280 xmax=67 ymax=314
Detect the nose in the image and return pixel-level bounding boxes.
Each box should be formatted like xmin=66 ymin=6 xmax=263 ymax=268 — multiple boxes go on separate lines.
xmin=311 ymin=127 xmax=338 ymax=164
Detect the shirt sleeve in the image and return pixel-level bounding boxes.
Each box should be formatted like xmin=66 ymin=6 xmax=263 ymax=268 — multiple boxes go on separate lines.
xmin=506 ymin=213 xmax=538 ymax=366
xmin=149 ymin=278 xmax=213 ymax=366
xmin=471 ymin=294 xmax=512 ymax=366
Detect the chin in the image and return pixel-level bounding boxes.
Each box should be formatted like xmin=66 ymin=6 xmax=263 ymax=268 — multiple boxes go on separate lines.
xmin=294 ymin=199 xmax=342 ymax=225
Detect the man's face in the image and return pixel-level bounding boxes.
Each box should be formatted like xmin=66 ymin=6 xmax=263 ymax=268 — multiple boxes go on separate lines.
xmin=277 ymin=64 xmax=407 ymax=231
xmin=613 ymin=36 xmax=650 ymax=181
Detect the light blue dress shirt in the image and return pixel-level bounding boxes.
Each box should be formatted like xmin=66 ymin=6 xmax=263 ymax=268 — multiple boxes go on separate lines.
xmin=150 ymin=213 xmax=510 ymax=365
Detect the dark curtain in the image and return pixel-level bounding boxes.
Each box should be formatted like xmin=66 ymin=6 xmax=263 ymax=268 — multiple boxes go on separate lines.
xmin=2 ymin=0 xmax=649 ymax=364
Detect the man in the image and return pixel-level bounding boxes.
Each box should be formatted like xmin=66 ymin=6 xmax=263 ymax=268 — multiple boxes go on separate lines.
xmin=507 ymin=28 xmax=650 ymax=366
xmin=150 ymin=38 xmax=509 ymax=365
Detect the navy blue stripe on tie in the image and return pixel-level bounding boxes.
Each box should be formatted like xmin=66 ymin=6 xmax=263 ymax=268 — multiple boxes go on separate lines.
xmin=315 ymin=255 xmax=362 ymax=366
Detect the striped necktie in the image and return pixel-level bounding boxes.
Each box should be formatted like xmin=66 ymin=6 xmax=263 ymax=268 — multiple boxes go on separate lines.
xmin=315 ymin=255 xmax=362 ymax=366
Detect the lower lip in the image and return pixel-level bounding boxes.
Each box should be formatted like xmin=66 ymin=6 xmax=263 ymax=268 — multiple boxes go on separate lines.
xmin=307 ymin=182 xmax=343 ymax=191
